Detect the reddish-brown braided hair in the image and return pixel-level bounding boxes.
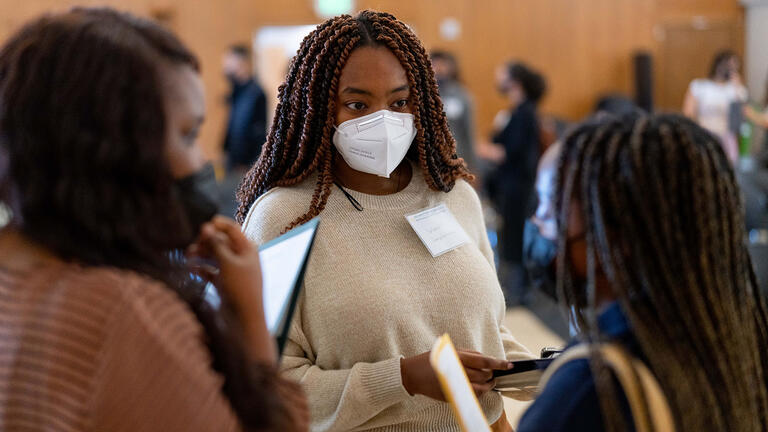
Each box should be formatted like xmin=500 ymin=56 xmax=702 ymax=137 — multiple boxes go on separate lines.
xmin=235 ymin=10 xmax=472 ymax=228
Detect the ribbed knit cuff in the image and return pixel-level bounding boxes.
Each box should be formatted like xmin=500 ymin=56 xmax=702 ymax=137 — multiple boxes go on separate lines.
xmin=358 ymin=356 xmax=411 ymax=410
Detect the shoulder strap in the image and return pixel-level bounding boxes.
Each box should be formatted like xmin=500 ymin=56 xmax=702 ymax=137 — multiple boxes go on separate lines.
xmin=538 ymin=343 xmax=591 ymax=388
xmin=624 ymin=349 xmax=675 ymax=432
xmin=538 ymin=343 xmax=675 ymax=432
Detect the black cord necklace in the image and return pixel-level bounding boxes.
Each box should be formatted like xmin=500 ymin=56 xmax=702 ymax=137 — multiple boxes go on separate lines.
xmin=334 ymin=167 xmax=405 ymax=212
xmin=334 ymin=182 xmax=364 ymax=211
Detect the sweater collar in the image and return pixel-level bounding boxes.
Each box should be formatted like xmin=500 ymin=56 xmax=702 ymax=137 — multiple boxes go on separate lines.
xmin=333 ymin=160 xmax=431 ymax=211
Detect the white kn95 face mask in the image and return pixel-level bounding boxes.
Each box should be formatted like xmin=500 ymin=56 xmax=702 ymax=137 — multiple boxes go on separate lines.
xmin=332 ymin=109 xmax=417 ymax=178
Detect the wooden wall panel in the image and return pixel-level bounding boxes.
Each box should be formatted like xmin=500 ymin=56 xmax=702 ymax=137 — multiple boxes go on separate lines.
xmin=0 ymin=0 xmax=743 ymax=159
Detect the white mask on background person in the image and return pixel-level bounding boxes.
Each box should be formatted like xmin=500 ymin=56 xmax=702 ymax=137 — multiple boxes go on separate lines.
xmin=332 ymin=109 xmax=417 ymax=178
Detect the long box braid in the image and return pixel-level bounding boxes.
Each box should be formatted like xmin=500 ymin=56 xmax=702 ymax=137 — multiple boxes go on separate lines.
xmin=555 ymin=113 xmax=768 ymax=431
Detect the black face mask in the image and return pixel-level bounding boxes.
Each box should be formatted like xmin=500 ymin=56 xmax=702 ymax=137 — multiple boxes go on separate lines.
xmin=173 ymin=162 xmax=219 ymax=245
xmin=523 ymin=219 xmax=558 ymax=300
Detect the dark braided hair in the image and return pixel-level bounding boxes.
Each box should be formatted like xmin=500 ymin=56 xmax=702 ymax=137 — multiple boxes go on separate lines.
xmin=555 ymin=113 xmax=768 ymax=431
xmin=235 ymin=10 xmax=472 ymax=228
xmin=0 ymin=8 xmax=296 ymax=430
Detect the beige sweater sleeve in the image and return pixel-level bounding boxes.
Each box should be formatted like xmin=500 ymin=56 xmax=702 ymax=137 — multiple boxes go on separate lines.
xmin=281 ymin=314 xmax=412 ymax=431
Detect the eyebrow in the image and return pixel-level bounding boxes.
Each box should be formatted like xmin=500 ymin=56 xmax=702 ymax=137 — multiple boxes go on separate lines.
xmin=341 ymin=84 xmax=410 ymax=96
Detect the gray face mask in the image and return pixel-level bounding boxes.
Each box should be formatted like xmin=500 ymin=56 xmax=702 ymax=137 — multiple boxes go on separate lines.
xmin=172 ymin=162 xmax=219 ymax=245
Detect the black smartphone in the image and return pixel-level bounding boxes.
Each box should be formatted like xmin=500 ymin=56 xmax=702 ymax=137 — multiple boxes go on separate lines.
xmin=492 ymin=358 xmax=554 ymax=378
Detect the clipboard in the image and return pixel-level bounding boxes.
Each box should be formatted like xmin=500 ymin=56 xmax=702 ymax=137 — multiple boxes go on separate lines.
xmin=492 ymin=358 xmax=553 ymax=391
xmin=258 ymin=217 xmax=320 ymax=356
xmin=429 ymin=334 xmax=492 ymax=432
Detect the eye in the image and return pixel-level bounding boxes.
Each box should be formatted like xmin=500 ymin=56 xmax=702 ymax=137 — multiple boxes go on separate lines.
xmin=183 ymin=128 xmax=199 ymax=146
xmin=345 ymin=101 xmax=367 ymax=111
xmin=391 ymin=99 xmax=409 ymax=109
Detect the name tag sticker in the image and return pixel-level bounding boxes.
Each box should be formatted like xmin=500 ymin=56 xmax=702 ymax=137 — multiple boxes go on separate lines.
xmin=405 ymin=204 xmax=470 ymax=257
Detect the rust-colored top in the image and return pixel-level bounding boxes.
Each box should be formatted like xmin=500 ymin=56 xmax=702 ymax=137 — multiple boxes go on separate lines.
xmin=0 ymin=260 xmax=240 ymax=431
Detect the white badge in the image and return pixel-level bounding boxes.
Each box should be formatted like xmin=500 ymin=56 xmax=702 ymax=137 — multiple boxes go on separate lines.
xmin=405 ymin=204 xmax=470 ymax=257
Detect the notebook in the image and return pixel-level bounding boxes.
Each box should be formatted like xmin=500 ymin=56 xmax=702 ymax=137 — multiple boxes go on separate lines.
xmin=492 ymin=358 xmax=553 ymax=391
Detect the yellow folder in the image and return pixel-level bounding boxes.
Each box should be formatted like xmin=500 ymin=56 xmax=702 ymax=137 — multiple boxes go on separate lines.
xmin=429 ymin=334 xmax=492 ymax=432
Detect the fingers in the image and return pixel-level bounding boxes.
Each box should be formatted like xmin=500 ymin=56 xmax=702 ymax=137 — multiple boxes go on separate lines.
xmin=465 ymin=367 xmax=493 ymax=384
xmin=276 ymin=380 xmax=310 ymax=431
xmin=186 ymin=236 xmax=215 ymax=260
xmin=458 ymin=351 xmax=512 ymax=371
xmin=211 ymin=216 xmax=252 ymax=254
xmin=472 ymin=380 xmax=496 ymax=397
xmin=187 ymin=262 xmax=219 ymax=282
xmin=186 ymin=243 xmax=201 ymax=257
xmin=199 ymin=223 xmax=236 ymax=262
xmin=286 ymin=395 xmax=309 ymax=421
xmin=275 ymin=378 xmax=302 ymax=397
xmin=281 ymin=386 xmax=307 ymax=407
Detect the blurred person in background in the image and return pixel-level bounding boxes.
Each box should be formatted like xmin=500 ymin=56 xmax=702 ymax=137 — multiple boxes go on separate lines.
xmin=223 ymin=43 xmax=268 ymax=172
xmin=522 ymin=141 xmax=574 ymax=338
xmin=683 ymin=50 xmax=747 ymax=165
xmin=738 ymin=165 xmax=768 ymax=296
xmin=0 ymin=8 xmax=306 ymax=431
xmin=523 ymin=97 xmax=643 ymax=335
xmin=430 ymin=50 xmax=479 ymax=175
xmin=522 ymin=142 xmax=561 ymax=303
xmin=221 ymin=43 xmax=268 ymax=217
xmin=593 ymin=94 xmax=642 ymax=118
xmin=518 ymin=113 xmax=768 ymax=431
xmin=484 ymin=61 xmax=547 ymax=305
xmin=743 ymin=73 xmax=768 ymax=161
xmin=741 ymin=73 xmax=768 ymax=296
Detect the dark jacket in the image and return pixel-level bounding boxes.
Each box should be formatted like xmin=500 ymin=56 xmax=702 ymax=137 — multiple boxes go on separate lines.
xmin=493 ymin=100 xmax=540 ymax=188
xmin=517 ymin=302 xmax=637 ymax=432
xmin=488 ymin=100 xmax=540 ymax=263
xmin=223 ymin=79 xmax=267 ymax=170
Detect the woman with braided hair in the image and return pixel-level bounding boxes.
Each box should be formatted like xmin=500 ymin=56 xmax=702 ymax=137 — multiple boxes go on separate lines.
xmin=239 ymin=10 xmax=534 ymax=432
xmin=0 ymin=7 xmax=308 ymax=431
xmin=517 ymin=113 xmax=768 ymax=431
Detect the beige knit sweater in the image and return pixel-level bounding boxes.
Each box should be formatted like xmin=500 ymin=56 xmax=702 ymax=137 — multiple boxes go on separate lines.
xmin=242 ymin=163 xmax=533 ymax=432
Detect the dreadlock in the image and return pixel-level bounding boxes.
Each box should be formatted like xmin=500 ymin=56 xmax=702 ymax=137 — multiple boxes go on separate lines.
xmin=555 ymin=113 xmax=768 ymax=431
xmin=235 ymin=10 xmax=472 ymax=228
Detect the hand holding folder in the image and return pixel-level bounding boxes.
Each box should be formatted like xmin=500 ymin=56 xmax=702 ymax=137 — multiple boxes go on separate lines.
xmin=430 ymin=335 xmax=553 ymax=430
xmin=430 ymin=334 xmax=493 ymax=432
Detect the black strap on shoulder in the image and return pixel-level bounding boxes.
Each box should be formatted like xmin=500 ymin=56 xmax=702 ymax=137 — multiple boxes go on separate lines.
xmin=334 ymin=182 xmax=364 ymax=211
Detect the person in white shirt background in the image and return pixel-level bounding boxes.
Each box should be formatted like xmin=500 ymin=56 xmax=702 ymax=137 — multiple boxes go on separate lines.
xmin=683 ymin=50 xmax=747 ymax=164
